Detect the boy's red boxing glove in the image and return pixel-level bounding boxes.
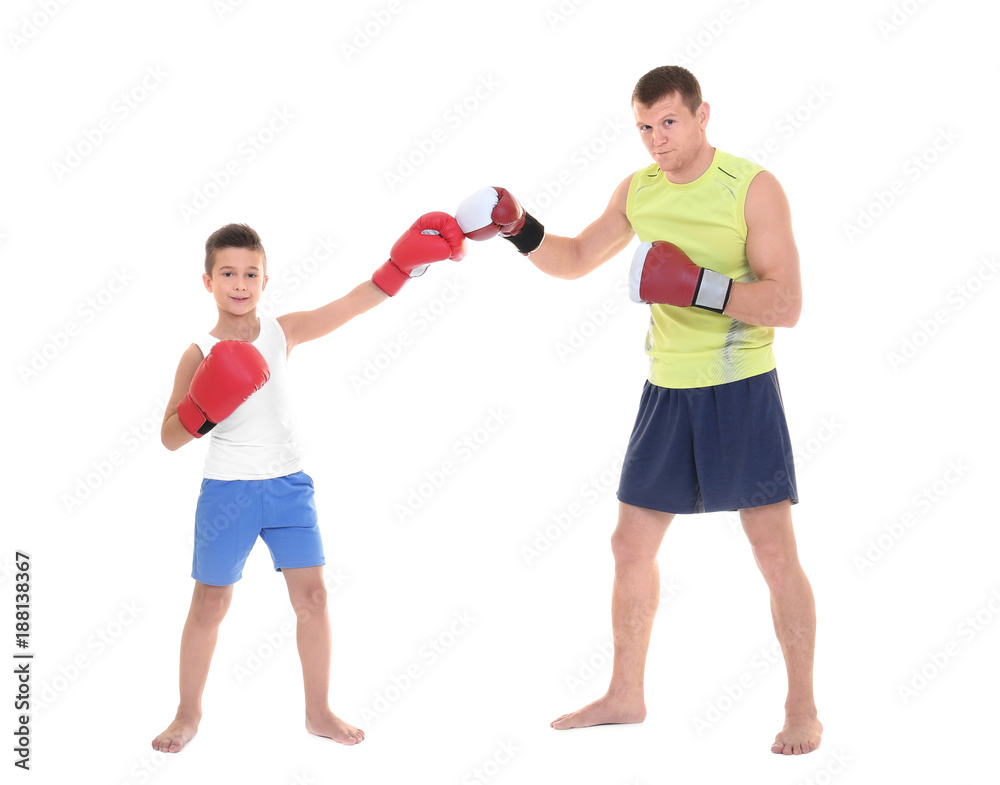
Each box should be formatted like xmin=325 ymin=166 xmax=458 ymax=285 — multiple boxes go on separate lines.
xmin=177 ymin=340 xmax=270 ymax=437
xmin=371 ymin=212 xmax=467 ymax=296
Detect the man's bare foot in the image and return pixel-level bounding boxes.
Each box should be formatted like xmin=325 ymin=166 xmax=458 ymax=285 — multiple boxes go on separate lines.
xmin=771 ymin=713 xmax=823 ymax=755
xmin=550 ymin=693 xmax=647 ymax=730
xmin=306 ymin=710 xmax=365 ymax=745
xmin=152 ymin=712 xmax=201 ymax=753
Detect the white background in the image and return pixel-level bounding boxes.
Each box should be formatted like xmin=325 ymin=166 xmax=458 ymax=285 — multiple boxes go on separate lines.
xmin=3 ymin=0 xmax=998 ymax=782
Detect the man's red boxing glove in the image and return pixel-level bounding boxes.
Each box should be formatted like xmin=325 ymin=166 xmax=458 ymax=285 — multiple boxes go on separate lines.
xmin=629 ymin=241 xmax=733 ymax=314
xmin=455 ymin=187 xmax=545 ymax=255
xmin=177 ymin=340 xmax=270 ymax=437
xmin=372 ymin=212 xmax=466 ymax=296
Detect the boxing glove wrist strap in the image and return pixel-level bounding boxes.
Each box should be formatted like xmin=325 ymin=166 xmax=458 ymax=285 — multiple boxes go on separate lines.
xmin=177 ymin=395 xmax=216 ymax=437
xmin=372 ymin=260 xmax=408 ymax=297
xmin=694 ymin=269 xmax=733 ymax=314
xmin=503 ymin=212 xmax=545 ymax=255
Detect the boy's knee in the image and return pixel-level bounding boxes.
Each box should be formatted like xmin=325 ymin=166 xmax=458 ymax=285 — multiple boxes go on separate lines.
xmin=191 ymin=586 xmax=232 ymax=625
xmin=291 ymin=583 xmax=327 ymax=620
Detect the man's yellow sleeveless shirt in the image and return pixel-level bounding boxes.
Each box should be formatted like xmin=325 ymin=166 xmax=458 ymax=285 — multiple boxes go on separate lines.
xmin=626 ymin=148 xmax=774 ymax=389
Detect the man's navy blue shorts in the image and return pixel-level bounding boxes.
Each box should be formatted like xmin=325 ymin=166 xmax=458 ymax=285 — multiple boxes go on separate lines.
xmin=616 ymin=369 xmax=798 ymax=514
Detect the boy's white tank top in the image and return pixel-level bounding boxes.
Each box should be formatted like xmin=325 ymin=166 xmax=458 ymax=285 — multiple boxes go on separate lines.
xmin=192 ymin=316 xmax=302 ymax=480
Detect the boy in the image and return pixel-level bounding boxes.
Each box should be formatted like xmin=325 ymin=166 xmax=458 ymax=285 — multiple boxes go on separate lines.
xmin=152 ymin=213 xmax=465 ymax=752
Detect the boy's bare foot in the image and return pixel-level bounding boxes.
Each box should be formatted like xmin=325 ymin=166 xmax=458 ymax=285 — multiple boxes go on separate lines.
xmin=771 ymin=713 xmax=823 ymax=755
xmin=152 ymin=712 xmax=201 ymax=753
xmin=306 ymin=710 xmax=365 ymax=745
xmin=550 ymin=693 xmax=647 ymax=730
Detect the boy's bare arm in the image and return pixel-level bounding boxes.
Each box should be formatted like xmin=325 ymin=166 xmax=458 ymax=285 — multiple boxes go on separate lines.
xmin=161 ymin=344 xmax=204 ymax=451
xmin=522 ymin=175 xmax=635 ymax=280
xmin=277 ymin=280 xmax=388 ymax=353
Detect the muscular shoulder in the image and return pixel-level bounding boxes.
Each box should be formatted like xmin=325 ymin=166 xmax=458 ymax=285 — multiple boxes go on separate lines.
xmin=612 ymin=173 xmax=634 ymax=208
xmin=745 ymin=170 xmax=792 ymax=228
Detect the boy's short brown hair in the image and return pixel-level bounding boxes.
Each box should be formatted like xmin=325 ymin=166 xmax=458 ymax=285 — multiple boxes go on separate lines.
xmin=204 ymin=223 xmax=266 ymax=275
xmin=632 ymin=66 xmax=703 ymax=116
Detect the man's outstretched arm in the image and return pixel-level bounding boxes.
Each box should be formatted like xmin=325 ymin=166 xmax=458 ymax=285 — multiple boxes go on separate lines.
xmin=458 ymin=176 xmax=635 ymax=280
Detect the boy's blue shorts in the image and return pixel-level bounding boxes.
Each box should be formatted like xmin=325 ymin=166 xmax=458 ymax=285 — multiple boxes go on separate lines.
xmin=616 ymin=369 xmax=798 ymax=514
xmin=192 ymin=471 xmax=325 ymax=586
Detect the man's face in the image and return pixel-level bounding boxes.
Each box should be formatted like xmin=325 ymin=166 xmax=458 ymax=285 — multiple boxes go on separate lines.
xmin=633 ymin=92 xmax=709 ymax=175
xmin=203 ymin=247 xmax=267 ymax=314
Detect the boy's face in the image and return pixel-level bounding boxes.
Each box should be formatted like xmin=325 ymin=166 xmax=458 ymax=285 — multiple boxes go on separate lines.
xmin=203 ymin=247 xmax=268 ymax=315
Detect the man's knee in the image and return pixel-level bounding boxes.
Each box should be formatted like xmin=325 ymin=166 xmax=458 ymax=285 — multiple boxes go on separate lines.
xmin=611 ymin=505 xmax=672 ymax=565
xmin=743 ymin=524 xmax=800 ymax=585
xmin=751 ymin=540 xmax=797 ymax=580
xmin=611 ymin=525 xmax=656 ymax=565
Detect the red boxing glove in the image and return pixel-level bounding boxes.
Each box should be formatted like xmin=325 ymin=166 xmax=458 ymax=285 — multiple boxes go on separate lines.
xmin=372 ymin=211 xmax=466 ymax=296
xmin=455 ymin=186 xmax=545 ymax=254
xmin=177 ymin=340 xmax=270 ymax=437
xmin=628 ymin=241 xmax=733 ymax=314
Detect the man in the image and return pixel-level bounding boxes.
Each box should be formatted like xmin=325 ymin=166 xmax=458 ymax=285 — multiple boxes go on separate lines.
xmin=456 ymin=65 xmax=821 ymax=755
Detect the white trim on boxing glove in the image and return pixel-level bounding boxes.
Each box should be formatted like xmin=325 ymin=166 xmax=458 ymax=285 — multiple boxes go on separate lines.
xmin=628 ymin=242 xmax=653 ymax=304
xmin=455 ymin=187 xmax=500 ymax=236
xmin=693 ymin=268 xmax=733 ymax=313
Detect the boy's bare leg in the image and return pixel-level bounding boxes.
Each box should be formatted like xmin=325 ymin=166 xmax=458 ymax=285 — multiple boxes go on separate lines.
xmin=551 ymin=502 xmax=674 ymax=729
xmin=152 ymin=581 xmax=233 ymax=752
xmin=282 ymin=566 xmax=364 ymax=745
xmin=741 ymin=500 xmax=822 ymax=755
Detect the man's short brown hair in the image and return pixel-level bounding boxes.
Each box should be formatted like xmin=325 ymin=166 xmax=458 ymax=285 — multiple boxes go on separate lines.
xmin=632 ymin=66 xmax=703 ymax=116
xmin=204 ymin=223 xmax=266 ymax=275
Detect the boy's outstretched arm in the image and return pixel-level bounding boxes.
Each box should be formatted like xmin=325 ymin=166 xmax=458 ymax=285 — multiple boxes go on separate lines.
xmin=279 ymin=212 xmax=465 ymax=353
xmin=278 ymin=280 xmax=387 ymax=353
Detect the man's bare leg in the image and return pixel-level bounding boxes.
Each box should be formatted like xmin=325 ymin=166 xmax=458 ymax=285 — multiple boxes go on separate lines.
xmin=282 ymin=566 xmax=364 ymax=745
xmin=741 ymin=499 xmax=822 ymax=755
xmin=152 ymin=581 xmax=233 ymax=752
xmin=551 ymin=502 xmax=674 ymax=729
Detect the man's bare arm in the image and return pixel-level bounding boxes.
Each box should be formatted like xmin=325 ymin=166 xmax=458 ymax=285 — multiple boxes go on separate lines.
xmin=524 ymin=176 xmax=635 ymax=280
xmin=723 ymin=171 xmax=802 ymax=328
